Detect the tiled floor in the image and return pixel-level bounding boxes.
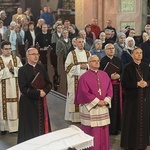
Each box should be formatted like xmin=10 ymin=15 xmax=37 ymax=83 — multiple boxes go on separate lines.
xmin=0 ymin=91 xmax=123 ymax=150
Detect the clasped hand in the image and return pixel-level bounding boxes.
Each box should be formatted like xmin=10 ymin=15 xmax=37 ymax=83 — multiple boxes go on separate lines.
xmin=111 ymin=73 xmax=120 ymax=80
xmin=97 ymin=100 xmax=108 ymax=107
xmin=137 ymin=80 xmax=147 ymax=88
xmin=80 ymin=64 xmax=87 ymax=70
xmin=7 ymin=60 xmax=13 ymax=70
xmin=39 ymin=90 xmax=46 ymax=97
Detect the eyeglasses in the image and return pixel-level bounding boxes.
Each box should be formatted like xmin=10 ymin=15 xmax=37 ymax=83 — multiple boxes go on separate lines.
xmin=28 ymin=53 xmax=40 ymax=56
xmin=3 ymin=48 xmax=11 ymax=50
xmin=106 ymin=48 xmax=114 ymax=50
xmin=89 ymin=60 xmax=100 ymax=63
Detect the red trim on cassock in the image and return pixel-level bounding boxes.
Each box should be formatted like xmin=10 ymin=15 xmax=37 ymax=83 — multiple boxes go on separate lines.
xmin=43 ymin=96 xmax=51 ymax=133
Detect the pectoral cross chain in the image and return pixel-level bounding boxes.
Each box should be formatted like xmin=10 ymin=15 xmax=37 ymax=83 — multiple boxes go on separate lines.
xmin=89 ymin=70 xmax=102 ymax=95
xmin=97 ymin=78 xmax=101 ymax=95
xmin=98 ymin=88 xmax=101 ymax=95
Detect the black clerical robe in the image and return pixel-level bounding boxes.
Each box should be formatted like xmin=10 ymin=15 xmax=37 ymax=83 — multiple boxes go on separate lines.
xmin=17 ymin=63 xmax=52 ymax=143
xmin=100 ymin=56 xmax=123 ymax=134
xmin=141 ymin=40 xmax=150 ymax=67
xmin=35 ymin=31 xmax=52 ymax=49
xmin=121 ymin=61 xmax=150 ymax=149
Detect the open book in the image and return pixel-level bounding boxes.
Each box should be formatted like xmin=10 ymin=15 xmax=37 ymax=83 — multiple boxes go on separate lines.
xmin=31 ymin=72 xmax=46 ymax=89
xmin=103 ymin=62 xmax=119 ymax=76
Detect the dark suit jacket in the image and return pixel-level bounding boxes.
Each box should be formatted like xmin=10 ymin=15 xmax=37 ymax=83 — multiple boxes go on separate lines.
xmin=35 ymin=31 xmax=51 ymax=49
xmin=24 ymin=30 xmax=36 ymax=48
xmin=141 ymin=40 xmax=150 ymax=66
xmin=121 ymin=50 xmax=133 ymax=67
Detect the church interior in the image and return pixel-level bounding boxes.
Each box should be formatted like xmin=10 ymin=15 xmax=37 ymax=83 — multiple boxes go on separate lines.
xmin=0 ymin=0 xmax=150 ymax=150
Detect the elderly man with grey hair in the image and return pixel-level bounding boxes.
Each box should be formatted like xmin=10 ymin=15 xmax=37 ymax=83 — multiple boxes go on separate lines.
xmin=79 ymin=30 xmax=93 ymax=51
xmin=100 ymin=43 xmax=123 ymax=135
xmin=17 ymin=47 xmax=52 ymax=143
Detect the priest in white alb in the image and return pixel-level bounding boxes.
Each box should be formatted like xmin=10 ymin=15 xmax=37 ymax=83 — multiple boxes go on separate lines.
xmin=65 ymin=36 xmax=90 ymax=122
xmin=0 ymin=41 xmax=22 ymax=135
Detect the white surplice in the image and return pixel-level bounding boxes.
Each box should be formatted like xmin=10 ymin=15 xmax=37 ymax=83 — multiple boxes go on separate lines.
xmin=65 ymin=48 xmax=90 ymax=122
xmin=0 ymin=55 xmax=22 ymax=132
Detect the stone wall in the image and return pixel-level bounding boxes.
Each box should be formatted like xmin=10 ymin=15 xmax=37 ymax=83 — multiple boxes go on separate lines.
xmin=75 ymin=0 xmax=147 ymax=35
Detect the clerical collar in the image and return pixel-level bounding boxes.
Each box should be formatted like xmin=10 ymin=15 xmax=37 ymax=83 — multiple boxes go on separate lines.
xmin=106 ymin=55 xmax=113 ymax=59
xmin=42 ymin=32 xmax=47 ymax=34
xmin=89 ymin=68 xmax=98 ymax=73
xmin=28 ymin=62 xmax=36 ymax=67
xmin=134 ymin=61 xmax=141 ymax=65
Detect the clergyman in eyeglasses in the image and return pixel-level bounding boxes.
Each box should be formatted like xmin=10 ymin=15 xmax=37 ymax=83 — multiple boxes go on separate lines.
xmin=74 ymin=55 xmax=113 ymax=150
xmin=17 ymin=47 xmax=52 ymax=143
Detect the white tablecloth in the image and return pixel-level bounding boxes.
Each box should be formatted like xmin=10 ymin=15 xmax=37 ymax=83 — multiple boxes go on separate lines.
xmin=7 ymin=125 xmax=94 ymax=150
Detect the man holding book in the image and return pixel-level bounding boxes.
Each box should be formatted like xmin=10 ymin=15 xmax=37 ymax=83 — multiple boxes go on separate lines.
xmin=100 ymin=43 xmax=123 ymax=135
xmin=17 ymin=47 xmax=52 ymax=143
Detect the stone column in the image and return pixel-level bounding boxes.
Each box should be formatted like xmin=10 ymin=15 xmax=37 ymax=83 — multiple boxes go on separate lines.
xmin=75 ymin=0 xmax=98 ymax=30
xmin=102 ymin=0 xmax=117 ymax=30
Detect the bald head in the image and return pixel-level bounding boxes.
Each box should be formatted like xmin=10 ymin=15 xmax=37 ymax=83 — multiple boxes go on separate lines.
xmin=26 ymin=47 xmax=37 ymax=55
xmin=104 ymin=43 xmax=115 ymax=57
xmin=26 ymin=48 xmax=39 ymax=65
xmin=88 ymin=55 xmax=100 ymax=70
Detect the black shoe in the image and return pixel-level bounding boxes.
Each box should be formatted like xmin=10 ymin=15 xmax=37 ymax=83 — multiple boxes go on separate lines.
xmin=1 ymin=131 xmax=7 ymax=135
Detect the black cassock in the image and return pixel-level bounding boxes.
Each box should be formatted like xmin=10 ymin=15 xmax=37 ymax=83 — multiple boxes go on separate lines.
xmin=121 ymin=61 xmax=150 ymax=149
xmin=17 ymin=63 xmax=52 ymax=143
xmin=100 ymin=55 xmax=123 ymax=135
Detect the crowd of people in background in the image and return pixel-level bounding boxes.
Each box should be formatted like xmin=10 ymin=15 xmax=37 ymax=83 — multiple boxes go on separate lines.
xmin=0 ymin=5 xmax=150 ymax=150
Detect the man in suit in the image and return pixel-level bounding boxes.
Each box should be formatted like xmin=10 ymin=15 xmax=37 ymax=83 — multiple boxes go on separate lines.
xmin=79 ymin=30 xmax=93 ymax=51
xmin=24 ymin=21 xmax=36 ymax=48
xmin=35 ymin=23 xmax=51 ymax=50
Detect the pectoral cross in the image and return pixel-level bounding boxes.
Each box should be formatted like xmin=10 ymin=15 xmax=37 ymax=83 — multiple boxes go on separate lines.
xmin=98 ymin=88 xmax=101 ymax=95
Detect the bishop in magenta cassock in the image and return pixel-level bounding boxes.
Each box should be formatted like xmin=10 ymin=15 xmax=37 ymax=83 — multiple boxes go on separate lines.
xmin=74 ymin=55 xmax=113 ymax=150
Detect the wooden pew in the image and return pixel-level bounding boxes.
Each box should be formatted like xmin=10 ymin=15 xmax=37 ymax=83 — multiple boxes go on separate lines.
xmin=57 ymin=52 xmax=67 ymax=96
